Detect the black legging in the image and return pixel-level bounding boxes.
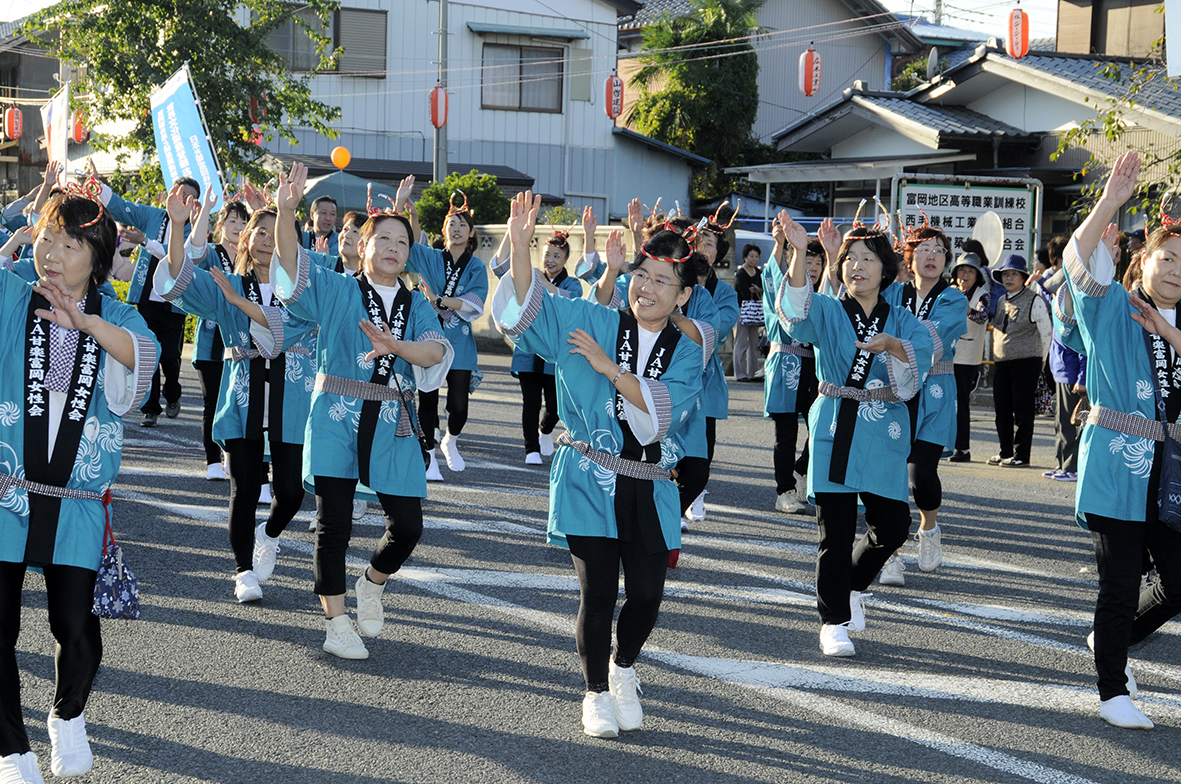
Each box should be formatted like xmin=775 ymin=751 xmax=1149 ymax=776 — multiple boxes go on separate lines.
xmin=567 ymin=534 xmax=668 ymax=692
xmin=0 ymin=563 xmax=102 ymax=757
xmin=419 ymin=369 xmax=473 ymax=448
xmin=224 ymin=438 xmax=305 ymax=573
xmin=813 ymin=492 xmax=911 ymax=625
xmin=771 ymin=412 xmax=810 ymax=496
xmin=676 ymin=416 xmax=716 ymax=514
xmin=194 ymin=359 xmax=224 ymax=465
xmin=953 ymin=364 xmax=980 ymax=452
xmin=312 ymin=476 xmax=424 ymax=596
xmin=907 ymin=439 xmax=943 ymax=512
xmin=518 ymin=371 xmax=559 ymax=454
xmin=993 ymin=356 xmax=1042 ymax=462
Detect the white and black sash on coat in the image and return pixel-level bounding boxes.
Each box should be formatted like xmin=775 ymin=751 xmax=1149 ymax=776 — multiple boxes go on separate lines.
xmin=437 ymin=249 xmax=471 ymax=324
xmin=614 ymin=309 xmax=681 ymax=554
xmin=1133 ymin=287 xmax=1181 ymax=524
xmin=241 ymin=273 xmax=286 ymax=441
xmin=357 ymin=275 xmax=414 ymax=486
xmin=23 ymin=283 xmax=103 ymax=565
xmin=829 ymin=294 xmax=891 ymax=486
xmin=207 ymin=244 xmax=234 ymax=359
xmin=138 ymin=217 xmax=170 ymax=307
xmin=900 ymin=279 xmax=949 ymax=440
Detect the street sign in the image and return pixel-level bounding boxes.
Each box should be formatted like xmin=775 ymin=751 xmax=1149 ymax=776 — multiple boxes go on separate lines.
xmin=899 ymin=181 xmax=1037 ymax=259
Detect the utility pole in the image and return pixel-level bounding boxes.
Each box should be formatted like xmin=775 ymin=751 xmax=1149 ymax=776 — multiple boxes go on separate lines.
xmin=433 ymin=0 xmax=448 ymax=185
xmin=933 ymin=0 xmax=943 ymax=26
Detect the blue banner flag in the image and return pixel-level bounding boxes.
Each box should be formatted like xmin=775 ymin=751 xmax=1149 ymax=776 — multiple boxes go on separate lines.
xmin=150 ymin=66 xmax=224 ymax=212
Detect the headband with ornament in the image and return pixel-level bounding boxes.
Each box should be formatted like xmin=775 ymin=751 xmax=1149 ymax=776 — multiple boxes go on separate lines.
xmin=446 ymin=190 xmax=473 ymax=219
xmin=662 ymin=219 xmax=700 ymax=246
xmin=365 ymin=183 xmax=400 ymax=217
xmin=844 ymin=198 xmax=895 ymax=243
xmin=640 ymin=224 xmax=697 ymax=264
xmin=546 ymin=224 xmax=572 ymax=250
xmin=703 ymin=199 xmax=739 ymax=235
xmin=1160 ymin=194 xmax=1179 ymax=230
xmin=65 ymin=175 xmax=107 ymax=229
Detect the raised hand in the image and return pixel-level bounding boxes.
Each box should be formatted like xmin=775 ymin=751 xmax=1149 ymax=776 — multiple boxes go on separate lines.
xmin=1101 ymin=152 xmax=1141 ymax=208
xmin=627 ymin=198 xmax=643 ymax=235
xmin=818 ymin=217 xmax=841 ymax=261
xmin=359 ymin=319 xmax=401 ymax=361
xmin=771 ymin=216 xmax=787 ymax=249
xmin=1101 ymin=222 xmax=1120 ymax=263
xmin=314 ymin=234 xmax=329 ymax=253
xmin=86 ymin=157 xmax=100 ymax=183
xmin=275 ymin=163 xmax=307 ymax=212
xmin=165 ymin=182 xmax=194 ymax=223
xmin=395 ymin=174 xmax=415 ymax=208
xmin=241 ymin=180 xmax=267 ymax=211
xmin=120 ymin=224 xmax=145 ymax=246
xmin=507 ymin=190 xmax=541 ymax=247
xmin=778 ymin=210 xmax=808 ymax=252
xmin=604 ymin=229 xmax=626 ymax=272
xmin=9 ymin=226 xmax=33 ymax=247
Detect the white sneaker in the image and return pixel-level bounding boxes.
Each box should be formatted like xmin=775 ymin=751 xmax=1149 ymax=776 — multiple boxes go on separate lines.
xmin=234 ymin=570 xmax=263 ymax=603
xmin=687 ymin=491 xmax=706 ymax=523
xmin=916 ymin=526 xmax=943 ymax=572
xmin=848 ymin=591 xmax=866 ymax=632
xmin=525 ymin=452 xmax=543 ymax=465
xmin=1100 ymin=695 xmax=1153 ymax=729
xmin=47 ymin=713 xmax=92 ymax=778
xmin=581 ymin=691 xmax=619 ymax=738
xmin=252 ymin=524 xmax=280 ymax=582
xmin=257 ymin=483 xmax=273 ymax=506
xmin=352 ymin=499 xmax=367 ymax=520
xmin=1086 ymin=631 xmax=1138 ymax=698
xmin=680 ymin=518 xmax=689 ymax=533
xmin=819 ymin=624 xmax=855 ymax=657
xmin=206 ymin=463 xmax=226 ymax=481
xmin=609 ymin=660 xmax=643 ymax=731
xmin=0 ymin=751 xmax=44 ymax=784
xmin=879 ymin=555 xmax=905 ymax=586
xmin=539 ymin=432 xmax=555 ymax=456
xmin=355 ymin=571 xmax=386 ymax=637
xmin=323 ymin=615 xmax=369 ymax=659
xmin=775 ymin=491 xmax=806 ymax=514
xmin=425 ymin=449 xmax=444 ymax=481
xmin=308 ymin=518 xmax=318 ymax=532
xmin=794 ymin=471 xmax=808 ymax=505
xmin=440 ymin=431 xmax=465 ymax=472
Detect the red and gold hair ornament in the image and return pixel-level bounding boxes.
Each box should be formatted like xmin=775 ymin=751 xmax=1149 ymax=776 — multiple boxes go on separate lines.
xmin=65 ymin=175 xmax=106 ymax=228
xmin=705 ymin=199 xmax=739 ymax=233
xmin=1160 ymin=194 xmax=1178 ymax=230
xmin=366 ymin=183 xmax=401 ymax=217
xmin=446 ymin=190 xmax=473 ymax=219
xmin=546 ymin=224 xmax=571 ymax=250
xmin=845 ymin=198 xmax=895 ymax=243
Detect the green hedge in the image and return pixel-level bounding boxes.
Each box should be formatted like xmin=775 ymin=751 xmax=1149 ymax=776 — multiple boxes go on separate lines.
xmin=109 ymin=278 xmax=198 ymax=343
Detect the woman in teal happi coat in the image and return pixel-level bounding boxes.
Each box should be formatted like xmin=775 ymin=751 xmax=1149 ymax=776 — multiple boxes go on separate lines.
xmin=774 ymin=209 xmax=932 ymax=660
xmin=494 ymin=192 xmax=703 ymax=740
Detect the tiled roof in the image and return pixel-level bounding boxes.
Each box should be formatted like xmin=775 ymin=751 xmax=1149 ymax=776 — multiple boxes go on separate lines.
xmin=858 ymin=95 xmax=1028 ymax=138
xmin=1009 ymin=51 xmax=1181 ymax=119
xmin=626 ymin=0 xmax=696 ymax=27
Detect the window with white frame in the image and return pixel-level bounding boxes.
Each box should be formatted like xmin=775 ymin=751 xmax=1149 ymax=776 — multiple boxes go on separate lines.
xmin=481 ymin=44 xmax=563 ymax=113
xmin=266 ymin=6 xmax=387 ymax=77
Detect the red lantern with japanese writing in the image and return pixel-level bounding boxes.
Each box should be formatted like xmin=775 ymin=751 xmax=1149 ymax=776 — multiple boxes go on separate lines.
xmin=605 ymin=74 xmax=624 ymax=120
xmin=1006 ymin=9 xmax=1030 ymax=59
xmin=430 ymin=86 xmax=448 ymax=130
xmin=3 ymin=107 xmax=21 ymax=141
xmin=70 ymin=112 xmax=88 ymax=144
xmin=799 ymin=49 xmax=822 ymax=97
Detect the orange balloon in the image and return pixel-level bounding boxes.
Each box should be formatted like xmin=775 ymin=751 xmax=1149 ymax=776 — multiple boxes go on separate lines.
xmin=331 ymin=146 xmax=350 ymax=169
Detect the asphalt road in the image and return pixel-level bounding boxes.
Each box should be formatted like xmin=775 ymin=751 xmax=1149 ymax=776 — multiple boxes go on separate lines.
xmin=11 ymin=352 xmax=1181 ymax=783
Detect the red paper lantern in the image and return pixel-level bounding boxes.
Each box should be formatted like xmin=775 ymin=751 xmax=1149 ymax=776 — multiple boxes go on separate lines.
xmin=70 ymin=112 xmax=88 ymax=144
xmin=604 ymin=74 xmax=624 ymax=120
xmin=430 ymin=86 xmax=448 ymax=130
xmin=3 ymin=107 xmax=21 ymax=141
xmin=1006 ymin=9 xmax=1030 ymax=59
xmin=799 ymin=49 xmax=822 ymax=97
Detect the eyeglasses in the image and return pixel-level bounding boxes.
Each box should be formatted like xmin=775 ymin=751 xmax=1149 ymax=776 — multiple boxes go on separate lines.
xmin=632 ymin=269 xmax=680 ymax=290
xmin=916 ymin=245 xmax=948 ymax=257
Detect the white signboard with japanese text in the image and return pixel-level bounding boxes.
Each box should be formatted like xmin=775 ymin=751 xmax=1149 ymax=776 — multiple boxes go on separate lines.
xmin=898 ymin=182 xmax=1037 ymax=261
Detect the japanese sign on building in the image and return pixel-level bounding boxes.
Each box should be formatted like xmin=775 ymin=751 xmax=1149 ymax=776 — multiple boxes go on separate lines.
xmin=898 ymin=182 xmax=1037 ymax=260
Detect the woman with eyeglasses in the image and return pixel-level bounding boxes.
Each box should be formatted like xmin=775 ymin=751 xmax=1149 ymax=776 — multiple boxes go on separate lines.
xmin=879 ymin=224 xmax=967 ymax=580
xmin=774 ymin=209 xmax=933 ymax=658
xmin=494 ymin=192 xmax=703 ymax=739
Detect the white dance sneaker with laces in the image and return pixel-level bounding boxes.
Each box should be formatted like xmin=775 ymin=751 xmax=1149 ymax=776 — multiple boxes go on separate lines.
xmin=252 ymin=524 xmax=280 ymax=582
xmin=539 ymin=432 xmax=555 ymax=456
xmin=257 ymin=483 xmax=273 ymax=506
xmin=355 ymin=572 xmax=386 ymax=637
xmin=581 ymin=691 xmax=619 ymax=738
xmin=879 ymin=555 xmax=905 ymax=586
xmin=1100 ymin=696 xmax=1153 ymax=729
xmin=0 ymin=751 xmax=44 ymax=784
xmin=352 ymin=499 xmax=367 ymax=520
xmin=234 ymin=570 xmax=263 ymax=603
xmin=609 ymin=660 xmax=643 ymax=731
xmin=1086 ymin=631 xmax=1138 ymax=698
xmin=205 ymin=463 xmax=226 ymax=481
xmin=793 ymin=471 xmax=808 ymax=505
xmin=819 ymin=624 xmax=856 ymax=657
xmin=917 ymin=526 xmax=943 ymax=572
xmin=687 ymin=491 xmax=706 ymax=523
xmin=425 ymin=449 xmax=444 ymax=481
xmin=323 ymin=615 xmax=369 ymax=659
xmin=848 ymin=591 xmax=866 ymax=632
xmin=775 ymin=491 xmax=806 ymax=514
xmin=525 ymin=452 xmax=543 ymax=465
xmin=47 ymin=713 xmax=92 ymax=778
xmin=440 ymin=431 xmax=466 ymax=472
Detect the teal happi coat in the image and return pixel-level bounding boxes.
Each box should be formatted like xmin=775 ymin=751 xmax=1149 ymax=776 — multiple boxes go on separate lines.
xmin=762 ymin=254 xmax=813 ymax=417
xmin=406 ymin=243 xmax=488 ymax=372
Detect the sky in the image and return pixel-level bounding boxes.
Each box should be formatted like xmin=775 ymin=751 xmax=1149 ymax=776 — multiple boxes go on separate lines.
xmin=881 ymin=1 xmax=1060 ymax=41
xmin=3 ymin=0 xmax=1063 ymax=41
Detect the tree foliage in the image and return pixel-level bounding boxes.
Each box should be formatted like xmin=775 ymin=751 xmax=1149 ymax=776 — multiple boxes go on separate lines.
xmin=417 ymin=170 xmax=511 ymax=237
xmin=628 ymin=0 xmax=764 ymax=202
xmin=24 ymin=0 xmax=343 ymax=192
xmin=1053 ymin=31 xmax=1180 ymax=221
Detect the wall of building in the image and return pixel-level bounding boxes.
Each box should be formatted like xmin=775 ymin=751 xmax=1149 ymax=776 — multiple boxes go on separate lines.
xmin=610 ymin=133 xmax=692 ymax=220
xmin=830 ymin=125 xmax=934 ymax=158
xmin=1056 ymin=0 xmax=1163 ymax=57
xmin=966 ymin=81 xmax=1094 ymax=133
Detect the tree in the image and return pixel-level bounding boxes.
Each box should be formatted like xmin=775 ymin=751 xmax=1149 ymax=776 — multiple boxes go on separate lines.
xmin=25 ymin=0 xmax=342 ymax=194
xmin=1053 ymin=31 xmax=1180 ymax=221
xmin=416 ymin=170 xmax=511 ymax=237
xmin=628 ymin=0 xmax=764 ymax=202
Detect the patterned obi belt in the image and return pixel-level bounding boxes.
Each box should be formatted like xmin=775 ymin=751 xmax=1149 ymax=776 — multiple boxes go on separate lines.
xmin=555 ymin=432 xmax=672 ymax=482
xmin=818 ymin=380 xmax=901 ymax=403
xmin=1086 ymin=405 xmax=1181 ymax=442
